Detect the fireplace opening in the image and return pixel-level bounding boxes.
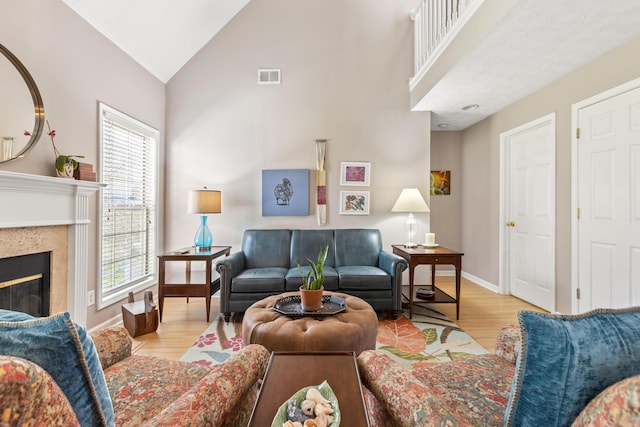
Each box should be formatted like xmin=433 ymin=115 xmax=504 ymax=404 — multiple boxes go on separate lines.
xmin=0 ymin=252 xmax=51 ymax=317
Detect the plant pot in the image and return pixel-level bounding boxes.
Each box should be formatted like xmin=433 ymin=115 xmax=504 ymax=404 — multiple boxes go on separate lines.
xmin=56 ymin=158 xmax=75 ymax=178
xmin=299 ymin=285 xmax=324 ymax=311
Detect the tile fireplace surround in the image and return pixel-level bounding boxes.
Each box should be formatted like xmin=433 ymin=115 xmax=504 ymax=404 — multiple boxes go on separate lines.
xmin=0 ymin=171 xmax=103 ymax=326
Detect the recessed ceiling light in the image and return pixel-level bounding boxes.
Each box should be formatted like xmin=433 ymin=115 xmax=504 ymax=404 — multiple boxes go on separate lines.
xmin=438 ymin=123 xmax=449 ymax=129
xmin=462 ymin=104 xmax=479 ymax=111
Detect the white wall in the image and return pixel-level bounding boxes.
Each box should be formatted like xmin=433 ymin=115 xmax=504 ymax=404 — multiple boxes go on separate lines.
xmin=166 ymin=0 xmax=431 ymax=266
xmin=0 ymin=0 xmax=165 ymax=328
xmin=459 ymin=35 xmax=640 ymax=313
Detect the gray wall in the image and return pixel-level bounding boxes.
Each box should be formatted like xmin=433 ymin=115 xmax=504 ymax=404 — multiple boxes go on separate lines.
xmin=0 ymin=0 xmax=166 ymax=328
xmin=460 ymin=35 xmax=640 ymax=313
xmin=165 ymin=0 xmax=431 ymax=270
xmin=430 ymin=131 xmax=462 ymax=260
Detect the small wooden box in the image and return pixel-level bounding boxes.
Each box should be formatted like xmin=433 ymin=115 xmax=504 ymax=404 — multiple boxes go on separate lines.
xmin=74 ymin=162 xmax=97 ymax=181
xmin=121 ymin=290 xmax=158 ymax=337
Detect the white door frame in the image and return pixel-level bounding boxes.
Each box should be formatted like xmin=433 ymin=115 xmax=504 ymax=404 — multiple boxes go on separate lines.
xmin=499 ymin=113 xmax=556 ymax=305
xmin=571 ymin=76 xmax=640 ymax=313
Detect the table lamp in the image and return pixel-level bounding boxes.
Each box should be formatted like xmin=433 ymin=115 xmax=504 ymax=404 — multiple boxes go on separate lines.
xmin=391 ymin=188 xmax=430 ymax=248
xmin=188 ymin=189 xmax=221 ymax=252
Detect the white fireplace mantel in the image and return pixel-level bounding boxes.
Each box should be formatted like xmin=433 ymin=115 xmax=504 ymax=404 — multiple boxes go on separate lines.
xmin=0 ymin=171 xmax=105 ymax=326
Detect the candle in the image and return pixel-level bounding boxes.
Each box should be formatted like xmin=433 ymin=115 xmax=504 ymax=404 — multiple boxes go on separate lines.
xmin=425 ymin=233 xmax=435 ymax=245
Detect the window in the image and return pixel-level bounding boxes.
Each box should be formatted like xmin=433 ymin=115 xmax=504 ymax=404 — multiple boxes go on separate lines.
xmin=98 ymin=103 xmax=158 ymax=308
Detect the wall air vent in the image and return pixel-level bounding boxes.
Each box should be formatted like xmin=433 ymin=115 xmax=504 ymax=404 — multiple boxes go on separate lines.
xmin=258 ymin=68 xmax=281 ymax=85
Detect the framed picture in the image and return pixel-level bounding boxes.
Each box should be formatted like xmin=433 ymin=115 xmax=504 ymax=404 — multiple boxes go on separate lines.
xmin=339 ymin=190 xmax=370 ymax=215
xmin=430 ymin=170 xmax=451 ymax=195
xmin=262 ymin=169 xmax=309 ymax=216
xmin=340 ymin=161 xmax=370 ymax=186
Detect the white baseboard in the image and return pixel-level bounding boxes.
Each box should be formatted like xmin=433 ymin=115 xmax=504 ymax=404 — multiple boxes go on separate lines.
xmin=433 ymin=269 xmax=499 ymax=293
xmin=461 ymin=271 xmax=499 ymax=293
xmin=88 ymin=314 xmax=123 ymax=334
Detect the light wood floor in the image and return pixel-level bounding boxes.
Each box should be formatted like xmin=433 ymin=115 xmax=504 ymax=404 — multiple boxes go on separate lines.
xmin=132 ymin=277 xmax=545 ymax=359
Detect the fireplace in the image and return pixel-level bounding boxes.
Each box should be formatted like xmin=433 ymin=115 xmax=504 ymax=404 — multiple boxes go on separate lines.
xmin=0 ymin=252 xmax=51 ymax=316
xmin=0 ymin=171 xmax=103 ymax=326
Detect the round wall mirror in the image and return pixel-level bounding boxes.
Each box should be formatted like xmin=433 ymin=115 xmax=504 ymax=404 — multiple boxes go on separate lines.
xmin=0 ymin=44 xmax=45 ymax=164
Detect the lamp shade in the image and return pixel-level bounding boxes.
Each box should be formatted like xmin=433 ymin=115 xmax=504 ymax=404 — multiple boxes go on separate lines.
xmin=188 ymin=189 xmax=221 ymax=214
xmin=391 ymin=188 xmax=430 ymax=213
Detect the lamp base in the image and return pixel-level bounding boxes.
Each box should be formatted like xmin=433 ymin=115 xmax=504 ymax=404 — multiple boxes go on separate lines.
xmin=194 ymin=215 xmax=213 ymax=250
xmin=403 ymin=242 xmax=418 ymax=248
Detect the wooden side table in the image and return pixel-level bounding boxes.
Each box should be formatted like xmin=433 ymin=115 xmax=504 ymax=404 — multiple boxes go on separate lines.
xmin=392 ymin=245 xmax=464 ymax=319
xmin=248 ymin=352 xmax=370 ymax=426
xmin=157 ymin=246 xmax=231 ymax=322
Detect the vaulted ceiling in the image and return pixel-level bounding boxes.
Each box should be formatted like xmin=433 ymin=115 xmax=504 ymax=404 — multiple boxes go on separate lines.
xmin=61 ymin=0 xmax=640 ymax=130
xmin=61 ymin=0 xmax=250 ymax=83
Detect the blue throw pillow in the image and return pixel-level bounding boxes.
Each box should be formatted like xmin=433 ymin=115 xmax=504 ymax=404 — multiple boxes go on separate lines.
xmin=504 ymin=307 xmax=640 ymax=427
xmin=0 ymin=310 xmax=115 ymax=427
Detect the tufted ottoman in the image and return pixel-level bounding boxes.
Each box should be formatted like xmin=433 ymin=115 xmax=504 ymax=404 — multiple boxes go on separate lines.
xmin=242 ymin=292 xmax=378 ymax=355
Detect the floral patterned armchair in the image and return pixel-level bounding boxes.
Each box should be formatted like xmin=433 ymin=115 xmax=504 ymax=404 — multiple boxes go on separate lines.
xmin=0 ymin=324 xmax=270 ymax=426
xmin=358 ymin=317 xmax=640 ymax=427
xmin=358 ymin=325 xmax=520 ymax=426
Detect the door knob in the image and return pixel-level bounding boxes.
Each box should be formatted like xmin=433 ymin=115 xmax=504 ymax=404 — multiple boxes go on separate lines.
xmin=506 ymin=221 xmax=515 ymax=227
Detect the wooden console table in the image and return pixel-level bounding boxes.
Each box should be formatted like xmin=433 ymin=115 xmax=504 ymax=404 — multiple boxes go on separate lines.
xmin=157 ymin=246 xmax=230 ymax=322
xmin=392 ymin=245 xmax=464 ymax=319
xmin=248 ymin=352 xmax=370 ymax=426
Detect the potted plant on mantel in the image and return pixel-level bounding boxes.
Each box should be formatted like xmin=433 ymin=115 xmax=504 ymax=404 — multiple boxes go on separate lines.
xmin=26 ymin=120 xmax=84 ymax=178
xmin=297 ymin=245 xmax=328 ymax=311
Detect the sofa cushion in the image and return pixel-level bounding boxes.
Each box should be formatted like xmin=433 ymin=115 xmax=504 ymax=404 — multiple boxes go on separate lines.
xmin=104 ymin=354 xmax=213 ymax=426
xmin=412 ymin=354 xmax=516 ymax=426
xmin=571 ymin=374 xmax=640 ymax=427
xmin=231 ymin=267 xmax=287 ymax=292
xmin=334 ymin=229 xmax=382 ymax=267
xmin=285 ymin=266 xmax=339 ymax=291
xmin=504 ymin=308 xmax=640 ymax=427
xmin=337 ymin=266 xmax=391 ymax=290
xmin=0 ymin=310 xmax=115 ymax=427
xmin=290 ymin=229 xmax=336 ymax=267
xmin=242 ymin=229 xmax=291 ymax=268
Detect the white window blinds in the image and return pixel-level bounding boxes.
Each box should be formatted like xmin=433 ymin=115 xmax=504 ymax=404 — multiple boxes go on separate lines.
xmin=99 ymin=103 xmax=158 ymax=304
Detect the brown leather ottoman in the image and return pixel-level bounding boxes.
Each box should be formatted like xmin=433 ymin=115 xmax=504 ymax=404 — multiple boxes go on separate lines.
xmin=242 ymin=292 xmax=378 ymax=355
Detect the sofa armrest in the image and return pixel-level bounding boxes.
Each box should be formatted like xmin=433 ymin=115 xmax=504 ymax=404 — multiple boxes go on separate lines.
xmin=143 ymin=344 xmax=270 ymax=427
xmin=378 ymin=250 xmax=408 ymax=277
xmin=0 ymin=356 xmax=81 ymax=426
xmin=494 ymin=324 xmax=520 ymax=364
xmin=572 ymin=375 xmax=640 ymax=427
xmin=90 ymin=325 xmax=132 ymax=370
xmin=216 ymin=251 xmax=247 ymax=314
xmin=215 ymin=250 xmax=246 ymax=278
xmin=358 ymin=350 xmax=436 ymax=427
xmin=379 ymin=251 xmax=408 ymax=312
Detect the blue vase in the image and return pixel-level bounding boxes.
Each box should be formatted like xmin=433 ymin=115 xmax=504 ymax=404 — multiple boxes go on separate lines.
xmin=194 ymin=215 xmax=213 ymax=250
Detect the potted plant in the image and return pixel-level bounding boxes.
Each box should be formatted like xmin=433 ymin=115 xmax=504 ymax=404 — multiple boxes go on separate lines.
xmin=26 ymin=120 xmax=84 ymax=178
xmin=297 ymin=245 xmax=328 ymax=311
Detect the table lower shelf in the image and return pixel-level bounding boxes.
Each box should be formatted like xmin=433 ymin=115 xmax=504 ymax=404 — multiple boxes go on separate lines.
xmin=403 ymin=284 xmax=456 ymax=305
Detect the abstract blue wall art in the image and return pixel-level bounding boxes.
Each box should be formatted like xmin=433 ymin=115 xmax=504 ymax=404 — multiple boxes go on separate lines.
xmin=262 ymin=169 xmax=309 ymax=216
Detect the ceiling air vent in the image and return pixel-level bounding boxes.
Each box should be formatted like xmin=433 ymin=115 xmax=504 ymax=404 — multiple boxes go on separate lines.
xmin=258 ymin=68 xmax=281 ymax=85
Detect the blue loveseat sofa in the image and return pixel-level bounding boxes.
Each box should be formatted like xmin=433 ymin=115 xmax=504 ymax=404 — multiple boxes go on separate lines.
xmin=215 ymin=229 xmax=407 ymax=321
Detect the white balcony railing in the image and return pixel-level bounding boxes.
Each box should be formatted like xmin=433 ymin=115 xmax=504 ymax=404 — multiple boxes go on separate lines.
xmin=410 ymin=0 xmax=479 ymax=88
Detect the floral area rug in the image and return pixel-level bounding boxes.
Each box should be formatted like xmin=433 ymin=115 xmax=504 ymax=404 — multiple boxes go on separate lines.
xmin=180 ymin=304 xmax=488 ymax=370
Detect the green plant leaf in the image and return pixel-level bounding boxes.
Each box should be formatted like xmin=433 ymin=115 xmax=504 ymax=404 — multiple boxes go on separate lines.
xmin=447 ymin=351 xmax=474 ymax=360
xmin=423 ymin=328 xmax=438 ymax=345
xmin=298 ymin=245 xmax=328 ymax=290
xmin=378 ymin=345 xmax=436 ymax=361
xmin=55 ymin=154 xmax=85 ymax=172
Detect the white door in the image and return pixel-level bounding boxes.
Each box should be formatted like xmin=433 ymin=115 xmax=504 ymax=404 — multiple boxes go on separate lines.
xmin=574 ymin=84 xmax=640 ymax=313
xmin=500 ymin=114 xmax=556 ymax=311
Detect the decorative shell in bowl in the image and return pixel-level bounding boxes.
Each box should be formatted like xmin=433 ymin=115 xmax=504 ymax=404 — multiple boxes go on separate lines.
xmin=271 ymin=380 xmax=340 ymax=427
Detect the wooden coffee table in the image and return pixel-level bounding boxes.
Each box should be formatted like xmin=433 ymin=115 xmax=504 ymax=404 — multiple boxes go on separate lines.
xmin=248 ymin=352 xmax=370 ymax=426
